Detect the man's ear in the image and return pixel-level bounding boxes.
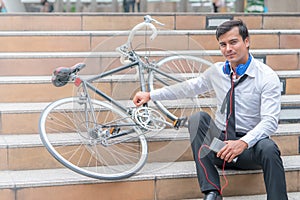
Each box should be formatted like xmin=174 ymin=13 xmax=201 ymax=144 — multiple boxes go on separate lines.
xmin=245 ymin=37 xmax=250 ymax=48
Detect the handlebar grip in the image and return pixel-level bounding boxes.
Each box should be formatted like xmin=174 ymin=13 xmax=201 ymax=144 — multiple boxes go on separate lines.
xmin=148 ymin=23 xmax=158 ymax=40
xmin=126 ymin=22 xmax=158 ymax=49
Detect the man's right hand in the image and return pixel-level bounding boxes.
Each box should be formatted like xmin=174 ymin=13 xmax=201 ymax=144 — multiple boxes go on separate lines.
xmin=133 ymin=91 xmax=151 ymax=107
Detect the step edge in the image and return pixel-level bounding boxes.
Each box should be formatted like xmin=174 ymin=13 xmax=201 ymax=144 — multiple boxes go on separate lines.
xmin=0 ymin=49 xmax=299 ymax=59
xmin=1 ymin=29 xmax=300 ymax=36
xmin=1 ymin=70 xmax=300 ymax=83
xmin=1 ymin=123 xmax=300 ymax=148
xmin=0 ymin=155 xmax=299 ymax=189
xmin=1 ymin=95 xmax=300 ymax=113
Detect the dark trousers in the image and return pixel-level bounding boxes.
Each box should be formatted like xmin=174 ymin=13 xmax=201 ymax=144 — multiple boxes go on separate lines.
xmin=188 ymin=112 xmax=288 ymax=200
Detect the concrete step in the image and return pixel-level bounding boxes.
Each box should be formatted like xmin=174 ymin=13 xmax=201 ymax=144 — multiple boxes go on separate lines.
xmin=0 ymin=30 xmax=299 ymax=52
xmin=0 ymin=123 xmax=299 ymax=171
xmin=0 ymin=95 xmax=300 ymax=135
xmin=2 ymin=13 xmax=300 ymax=200
xmin=1 ymin=13 xmax=300 ymax=31
xmin=0 ymin=155 xmax=299 ymax=200
xmin=0 ymin=49 xmax=299 ymax=76
xmin=1 ymin=70 xmax=300 ymax=103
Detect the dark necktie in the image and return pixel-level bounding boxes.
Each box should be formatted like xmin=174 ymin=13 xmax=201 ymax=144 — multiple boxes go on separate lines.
xmin=221 ymin=74 xmax=248 ymax=139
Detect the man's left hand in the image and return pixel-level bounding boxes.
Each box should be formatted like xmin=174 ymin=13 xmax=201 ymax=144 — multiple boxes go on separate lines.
xmin=217 ymin=140 xmax=248 ymax=163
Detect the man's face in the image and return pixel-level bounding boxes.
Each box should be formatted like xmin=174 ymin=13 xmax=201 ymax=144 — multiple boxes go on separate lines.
xmin=218 ymin=27 xmax=250 ymax=66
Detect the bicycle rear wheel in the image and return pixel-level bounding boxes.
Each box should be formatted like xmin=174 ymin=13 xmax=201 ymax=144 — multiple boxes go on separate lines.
xmin=148 ymin=55 xmax=216 ymax=123
xmin=39 ymin=97 xmax=148 ymax=180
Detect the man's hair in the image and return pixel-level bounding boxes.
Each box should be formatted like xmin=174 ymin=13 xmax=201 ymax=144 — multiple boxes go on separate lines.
xmin=216 ymin=19 xmax=249 ymax=41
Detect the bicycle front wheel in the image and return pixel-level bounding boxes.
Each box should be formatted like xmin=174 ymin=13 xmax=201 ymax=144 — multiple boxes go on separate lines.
xmin=39 ymin=97 xmax=148 ymax=180
xmin=148 ymin=55 xmax=216 ymax=123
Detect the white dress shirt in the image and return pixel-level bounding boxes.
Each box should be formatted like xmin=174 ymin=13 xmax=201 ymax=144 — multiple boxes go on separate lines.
xmin=150 ymin=55 xmax=281 ymax=148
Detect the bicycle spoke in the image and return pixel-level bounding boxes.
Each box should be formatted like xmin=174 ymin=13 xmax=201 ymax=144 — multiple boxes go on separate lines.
xmin=39 ymin=97 xmax=148 ymax=180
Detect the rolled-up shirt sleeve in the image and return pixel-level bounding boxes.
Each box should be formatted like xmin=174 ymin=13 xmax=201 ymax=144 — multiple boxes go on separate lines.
xmin=150 ymin=67 xmax=214 ymax=101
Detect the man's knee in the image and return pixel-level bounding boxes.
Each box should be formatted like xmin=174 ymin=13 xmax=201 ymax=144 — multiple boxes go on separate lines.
xmin=188 ymin=111 xmax=211 ymax=139
xmin=188 ymin=112 xmax=211 ymax=130
xmin=256 ymin=139 xmax=281 ymax=160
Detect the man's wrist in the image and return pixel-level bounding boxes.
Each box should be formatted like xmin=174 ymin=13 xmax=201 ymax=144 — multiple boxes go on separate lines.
xmin=237 ymin=138 xmax=248 ymax=150
xmin=239 ymin=139 xmax=248 ymax=150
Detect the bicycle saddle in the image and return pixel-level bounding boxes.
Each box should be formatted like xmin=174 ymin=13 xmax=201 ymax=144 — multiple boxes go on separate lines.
xmin=51 ymin=63 xmax=86 ymax=87
xmin=52 ymin=67 xmax=71 ymax=87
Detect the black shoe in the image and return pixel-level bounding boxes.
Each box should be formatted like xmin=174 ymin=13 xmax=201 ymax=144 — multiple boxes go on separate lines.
xmin=203 ymin=191 xmax=223 ymax=200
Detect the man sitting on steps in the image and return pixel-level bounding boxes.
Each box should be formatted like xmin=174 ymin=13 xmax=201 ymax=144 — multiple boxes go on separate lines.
xmin=132 ymin=19 xmax=288 ymax=200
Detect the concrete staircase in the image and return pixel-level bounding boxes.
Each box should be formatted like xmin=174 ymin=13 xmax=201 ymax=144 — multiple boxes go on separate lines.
xmin=0 ymin=13 xmax=300 ymax=200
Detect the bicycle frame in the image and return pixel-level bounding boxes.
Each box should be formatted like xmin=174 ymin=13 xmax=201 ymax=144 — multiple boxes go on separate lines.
xmin=76 ymin=59 xmax=145 ymax=116
xmin=50 ymin=15 xmax=190 ymax=133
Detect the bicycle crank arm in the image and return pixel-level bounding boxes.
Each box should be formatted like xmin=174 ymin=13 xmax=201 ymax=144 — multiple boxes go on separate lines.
xmin=108 ymin=128 xmax=136 ymax=139
xmin=173 ymin=117 xmax=188 ymax=129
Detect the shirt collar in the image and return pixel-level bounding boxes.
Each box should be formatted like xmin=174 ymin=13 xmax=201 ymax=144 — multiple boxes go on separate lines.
xmin=243 ymin=54 xmax=256 ymax=78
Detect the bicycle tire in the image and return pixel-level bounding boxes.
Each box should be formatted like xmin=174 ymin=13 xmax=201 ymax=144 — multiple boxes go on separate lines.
xmin=148 ymin=55 xmax=216 ymax=123
xmin=39 ymin=97 xmax=148 ymax=180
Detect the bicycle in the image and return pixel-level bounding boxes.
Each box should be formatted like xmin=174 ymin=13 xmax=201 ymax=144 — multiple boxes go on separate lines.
xmin=39 ymin=15 xmax=215 ymax=180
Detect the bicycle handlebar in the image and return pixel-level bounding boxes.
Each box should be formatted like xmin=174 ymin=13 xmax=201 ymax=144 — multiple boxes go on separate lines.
xmin=127 ymin=16 xmax=162 ymax=47
xmin=53 ymin=16 xmax=164 ymax=86
xmin=116 ymin=15 xmax=164 ymax=64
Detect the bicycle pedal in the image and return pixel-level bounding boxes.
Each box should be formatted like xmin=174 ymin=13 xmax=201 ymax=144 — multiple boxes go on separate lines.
xmin=109 ymin=127 xmax=120 ymax=135
xmin=173 ymin=117 xmax=188 ymax=129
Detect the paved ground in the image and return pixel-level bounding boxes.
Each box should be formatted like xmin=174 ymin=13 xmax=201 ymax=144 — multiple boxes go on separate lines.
xmin=185 ymin=192 xmax=300 ymax=200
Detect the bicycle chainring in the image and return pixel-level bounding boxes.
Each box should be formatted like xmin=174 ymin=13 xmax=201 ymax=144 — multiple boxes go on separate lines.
xmin=133 ymin=107 xmax=166 ymax=131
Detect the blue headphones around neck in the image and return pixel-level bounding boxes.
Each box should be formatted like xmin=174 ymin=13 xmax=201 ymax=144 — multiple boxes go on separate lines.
xmin=223 ymin=54 xmax=252 ymax=76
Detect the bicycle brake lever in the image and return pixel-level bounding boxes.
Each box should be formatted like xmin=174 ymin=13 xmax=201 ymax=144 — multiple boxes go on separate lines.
xmin=144 ymin=15 xmax=165 ymax=26
xmin=152 ymin=19 xmax=164 ymax=26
